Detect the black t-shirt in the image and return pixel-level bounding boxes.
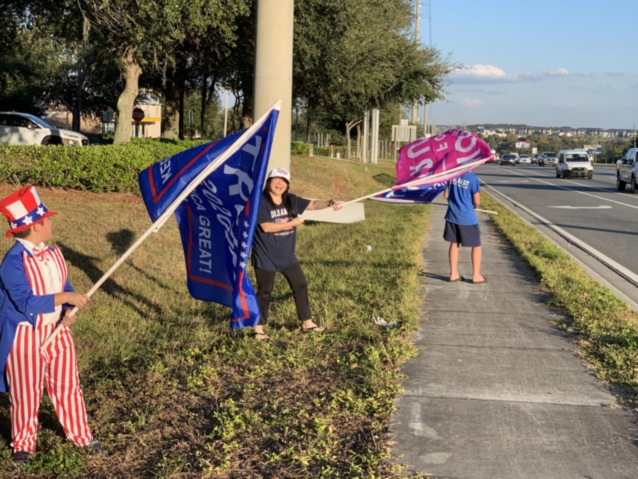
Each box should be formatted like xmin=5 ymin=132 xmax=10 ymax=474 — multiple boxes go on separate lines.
xmin=251 ymin=193 xmax=311 ymax=272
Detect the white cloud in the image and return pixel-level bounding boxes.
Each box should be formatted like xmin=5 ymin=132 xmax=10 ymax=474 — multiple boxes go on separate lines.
xmin=450 ymin=64 xmax=512 ymax=83
xmin=544 ymin=68 xmax=569 ymax=76
xmin=449 ymin=64 xmax=578 ymax=84
xmin=460 ymin=98 xmax=483 ymax=107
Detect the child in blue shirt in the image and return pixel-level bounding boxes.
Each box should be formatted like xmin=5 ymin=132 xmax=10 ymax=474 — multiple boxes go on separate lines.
xmin=443 ymin=172 xmax=485 ymax=283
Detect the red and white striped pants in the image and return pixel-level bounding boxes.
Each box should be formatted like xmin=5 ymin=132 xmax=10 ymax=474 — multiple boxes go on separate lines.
xmin=5 ymin=322 xmax=93 ymax=453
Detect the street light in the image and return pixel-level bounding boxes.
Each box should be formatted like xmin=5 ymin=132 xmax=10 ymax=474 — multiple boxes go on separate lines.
xmin=223 ymin=88 xmax=229 ymax=137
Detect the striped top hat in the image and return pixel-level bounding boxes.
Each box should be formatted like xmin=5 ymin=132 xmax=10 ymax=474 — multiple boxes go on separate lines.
xmin=0 ymin=185 xmax=57 ymax=237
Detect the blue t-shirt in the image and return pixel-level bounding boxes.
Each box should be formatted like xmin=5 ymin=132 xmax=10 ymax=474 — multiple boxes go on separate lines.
xmin=251 ymin=193 xmax=311 ymax=272
xmin=444 ymin=172 xmax=480 ymax=226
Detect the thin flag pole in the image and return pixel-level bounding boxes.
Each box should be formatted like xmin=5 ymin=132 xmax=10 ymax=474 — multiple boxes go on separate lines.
xmin=301 ymin=156 xmax=494 ymax=221
xmin=41 ymin=101 xmax=282 ymax=352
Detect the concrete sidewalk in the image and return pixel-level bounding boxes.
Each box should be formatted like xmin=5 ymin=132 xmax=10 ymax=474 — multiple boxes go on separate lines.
xmin=390 ymin=205 xmax=638 ymax=479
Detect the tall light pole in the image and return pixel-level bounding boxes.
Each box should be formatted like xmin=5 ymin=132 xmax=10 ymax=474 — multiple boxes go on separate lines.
xmin=223 ymin=88 xmax=229 ymax=137
xmin=411 ymin=0 xmax=421 ymax=125
xmin=253 ymin=0 xmax=294 ymax=171
xmin=422 ymin=0 xmax=432 ymax=136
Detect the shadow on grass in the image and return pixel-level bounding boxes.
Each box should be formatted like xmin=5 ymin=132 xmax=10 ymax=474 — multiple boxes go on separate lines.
xmin=58 ymin=239 xmax=164 ymax=318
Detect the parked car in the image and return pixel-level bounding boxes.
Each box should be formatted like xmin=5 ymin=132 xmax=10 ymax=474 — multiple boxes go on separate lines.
xmin=555 ymin=149 xmax=593 ymax=179
xmin=499 ymin=153 xmax=517 ymax=166
xmin=516 ymin=154 xmax=532 ymax=164
xmin=539 ymin=152 xmax=557 ymax=167
xmin=0 ymin=112 xmax=88 ymax=146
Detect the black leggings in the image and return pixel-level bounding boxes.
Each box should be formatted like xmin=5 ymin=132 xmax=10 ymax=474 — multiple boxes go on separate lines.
xmin=254 ymin=262 xmax=311 ymax=325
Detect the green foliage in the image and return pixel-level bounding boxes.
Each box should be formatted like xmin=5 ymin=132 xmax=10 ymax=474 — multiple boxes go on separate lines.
xmin=290 ymin=141 xmax=310 ymax=155
xmin=25 ymin=444 xmax=87 ymax=477
xmin=0 ymin=139 xmax=207 ymax=192
xmin=0 ymin=155 xmax=428 ymax=478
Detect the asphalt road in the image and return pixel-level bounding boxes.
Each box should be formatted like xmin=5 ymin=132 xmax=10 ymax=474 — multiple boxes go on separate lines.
xmin=472 ymin=162 xmax=638 ymax=311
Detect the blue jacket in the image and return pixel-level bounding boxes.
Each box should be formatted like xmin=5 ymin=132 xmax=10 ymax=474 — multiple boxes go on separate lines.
xmin=0 ymin=242 xmax=73 ymax=392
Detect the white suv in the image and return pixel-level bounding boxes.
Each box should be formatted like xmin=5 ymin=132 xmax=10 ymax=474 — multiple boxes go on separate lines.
xmin=556 ymin=149 xmax=593 ymax=179
xmin=0 ymin=112 xmax=88 ymax=146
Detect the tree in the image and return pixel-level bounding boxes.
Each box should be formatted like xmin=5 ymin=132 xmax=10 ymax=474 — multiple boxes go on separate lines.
xmin=77 ymin=0 xmax=251 ymax=144
xmin=293 ymin=0 xmax=453 ymax=158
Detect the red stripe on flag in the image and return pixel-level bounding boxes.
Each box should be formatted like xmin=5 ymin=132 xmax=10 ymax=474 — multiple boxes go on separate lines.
xmin=149 ymin=139 xmax=222 ymax=203
xmin=237 ymin=270 xmax=249 ymax=317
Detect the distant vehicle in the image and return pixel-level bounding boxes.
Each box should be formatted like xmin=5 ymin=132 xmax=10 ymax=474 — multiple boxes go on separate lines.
xmin=539 ymin=152 xmax=557 ymax=167
xmin=499 ymin=153 xmax=517 ymax=166
xmin=516 ymin=154 xmax=532 ymax=164
xmin=532 ymin=154 xmax=542 ymax=164
xmin=616 ymin=147 xmax=638 ymax=192
xmin=0 ymin=111 xmax=88 ymax=146
xmin=555 ymin=149 xmax=593 ymax=179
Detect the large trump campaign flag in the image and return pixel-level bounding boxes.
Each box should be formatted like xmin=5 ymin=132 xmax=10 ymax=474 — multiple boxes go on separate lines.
xmin=138 ymin=106 xmax=279 ymax=329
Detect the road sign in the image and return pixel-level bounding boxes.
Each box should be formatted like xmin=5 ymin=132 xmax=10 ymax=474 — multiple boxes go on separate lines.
xmin=132 ymin=107 xmax=145 ymax=122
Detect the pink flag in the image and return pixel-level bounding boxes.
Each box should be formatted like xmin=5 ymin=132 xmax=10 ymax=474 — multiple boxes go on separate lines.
xmin=395 ymin=129 xmax=493 ymax=187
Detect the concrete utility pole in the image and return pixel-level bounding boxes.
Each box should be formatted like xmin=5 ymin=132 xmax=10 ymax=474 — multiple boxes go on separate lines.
xmin=411 ymin=0 xmax=421 ymax=125
xmin=253 ymin=0 xmax=294 ymax=171
xmin=422 ymin=0 xmax=432 ymax=137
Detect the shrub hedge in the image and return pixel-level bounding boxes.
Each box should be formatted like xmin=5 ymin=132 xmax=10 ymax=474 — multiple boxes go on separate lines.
xmin=0 ymin=139 xmax=345 ymax=193
xmin=0 ymin=139 xmax=207 ymax=193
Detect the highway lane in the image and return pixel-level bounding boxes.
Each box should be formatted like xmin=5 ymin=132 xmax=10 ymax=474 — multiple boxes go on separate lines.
xmin=473 ymin=162 xmax=638 ymax=310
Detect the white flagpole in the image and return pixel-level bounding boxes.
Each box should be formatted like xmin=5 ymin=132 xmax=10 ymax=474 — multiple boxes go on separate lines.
xmin=41 ymin=101 xmax=282 ymax=352
xmin=301 ymin=156 xmax=494 ymax=221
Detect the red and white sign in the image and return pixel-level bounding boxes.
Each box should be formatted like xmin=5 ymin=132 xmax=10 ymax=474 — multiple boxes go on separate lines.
xmin=132 ymin=108 xmax=145 ymax=122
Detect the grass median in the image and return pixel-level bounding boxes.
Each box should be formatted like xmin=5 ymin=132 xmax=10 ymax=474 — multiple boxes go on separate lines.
xmin=0 ymin=155 xmax=635 ymax=478
xmin=0 ymin=157 xmax=431 ymax=478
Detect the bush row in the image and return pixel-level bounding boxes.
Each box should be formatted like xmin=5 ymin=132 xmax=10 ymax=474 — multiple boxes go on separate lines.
xmin=0 ymin=139 xmax=348 ymax=193
xmin=0 ymin=139 xmax=208 ymax=193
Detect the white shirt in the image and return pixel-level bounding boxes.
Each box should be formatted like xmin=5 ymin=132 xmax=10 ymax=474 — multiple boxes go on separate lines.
xmin=16 ymin=239 xmax=63 ymax=326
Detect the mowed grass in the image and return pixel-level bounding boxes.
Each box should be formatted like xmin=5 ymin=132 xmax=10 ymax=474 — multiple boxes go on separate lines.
xmin=2 ymin=155 xmax=637 ymax=478
xmin=0 ymin=156 xmax=432 ymax=478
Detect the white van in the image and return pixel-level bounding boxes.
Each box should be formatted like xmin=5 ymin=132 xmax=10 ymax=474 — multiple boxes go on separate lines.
xmin=556 ymin=149 xmax=593 ymax=179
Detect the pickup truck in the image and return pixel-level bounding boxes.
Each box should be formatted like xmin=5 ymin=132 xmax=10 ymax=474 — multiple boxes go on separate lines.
xmin=616 ymin=147 xmax=638 ymax=192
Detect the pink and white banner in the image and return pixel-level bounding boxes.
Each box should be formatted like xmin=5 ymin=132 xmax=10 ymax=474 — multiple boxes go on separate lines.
xmin=396 ymin=129 xmax=493 ymax=187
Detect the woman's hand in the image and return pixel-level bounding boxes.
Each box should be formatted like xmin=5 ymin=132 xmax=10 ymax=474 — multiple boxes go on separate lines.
xmin=330 ymin=200 xmax=343 ymax=211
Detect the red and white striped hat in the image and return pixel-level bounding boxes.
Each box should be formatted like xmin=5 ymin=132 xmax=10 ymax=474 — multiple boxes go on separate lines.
xmin=0 ymin=185 xmax=57 ymax=237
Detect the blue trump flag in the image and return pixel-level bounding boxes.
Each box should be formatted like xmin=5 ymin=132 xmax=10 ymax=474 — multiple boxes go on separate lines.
xmin=138 ymin=106 xmax=279 ymax=329
xmin=371 ymin=182 xmax=447 ymax=204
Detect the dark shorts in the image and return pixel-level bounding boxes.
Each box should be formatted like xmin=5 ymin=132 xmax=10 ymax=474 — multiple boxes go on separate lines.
xmin=444 ymin=222 xmax=481 ymax=247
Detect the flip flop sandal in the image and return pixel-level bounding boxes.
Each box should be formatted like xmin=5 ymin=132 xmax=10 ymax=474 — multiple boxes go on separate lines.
xmin=302 ymin=325 xmax=325 ymax=333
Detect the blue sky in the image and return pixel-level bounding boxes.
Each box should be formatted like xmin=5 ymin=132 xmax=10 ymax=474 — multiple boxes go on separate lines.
xmin=423 ymin=0 xmax=637 ymax=130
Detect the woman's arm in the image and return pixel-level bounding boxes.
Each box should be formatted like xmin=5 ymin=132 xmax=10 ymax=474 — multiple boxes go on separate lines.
xmin=306 ymin=199 xmax=342 ymax=211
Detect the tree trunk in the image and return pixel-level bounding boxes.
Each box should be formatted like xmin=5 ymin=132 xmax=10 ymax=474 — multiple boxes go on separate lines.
xmin=113 ymin=50 xmax=142 ymax=145
xmin=163 ymin=78 xmax=180 ymax=141
xmin=179 ymin=82 xmax=185 ymax=140
xmin=200 ymin=74 xmax=217 ymax=138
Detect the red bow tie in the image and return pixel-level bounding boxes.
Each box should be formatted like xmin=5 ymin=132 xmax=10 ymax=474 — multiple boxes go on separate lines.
xmin=33 ymin=246 xmax=51 ymax=261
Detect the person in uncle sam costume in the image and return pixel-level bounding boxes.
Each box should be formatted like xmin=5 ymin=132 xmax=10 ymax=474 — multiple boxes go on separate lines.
xmin=0 ymin=185 xmax=105 ymax=467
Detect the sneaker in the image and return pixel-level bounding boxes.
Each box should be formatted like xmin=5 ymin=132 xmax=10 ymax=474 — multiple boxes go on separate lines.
xmin=12 ymin=451 xmax=30 ymax=467
xmin=85 ymin=439 xmax=108 ymax=456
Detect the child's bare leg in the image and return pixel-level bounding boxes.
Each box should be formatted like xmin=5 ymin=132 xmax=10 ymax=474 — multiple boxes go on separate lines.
xmin=449 ymin=242 xmax=461 ymax=281
xmin=471 ymin=246 xmax=484 ymax=283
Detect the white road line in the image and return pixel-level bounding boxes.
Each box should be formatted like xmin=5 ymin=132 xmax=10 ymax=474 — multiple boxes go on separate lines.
xmin=501 ymin=169 xmax=638 ymax=210
xmin=548 ymin=206 xmax=612 ymax=210
xmin=482 ymin=181 xmax=638 ymax=287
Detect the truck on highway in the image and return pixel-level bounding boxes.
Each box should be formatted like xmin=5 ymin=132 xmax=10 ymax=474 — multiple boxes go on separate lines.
xmin=616 ymin=147 xmax=638 ymax=192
